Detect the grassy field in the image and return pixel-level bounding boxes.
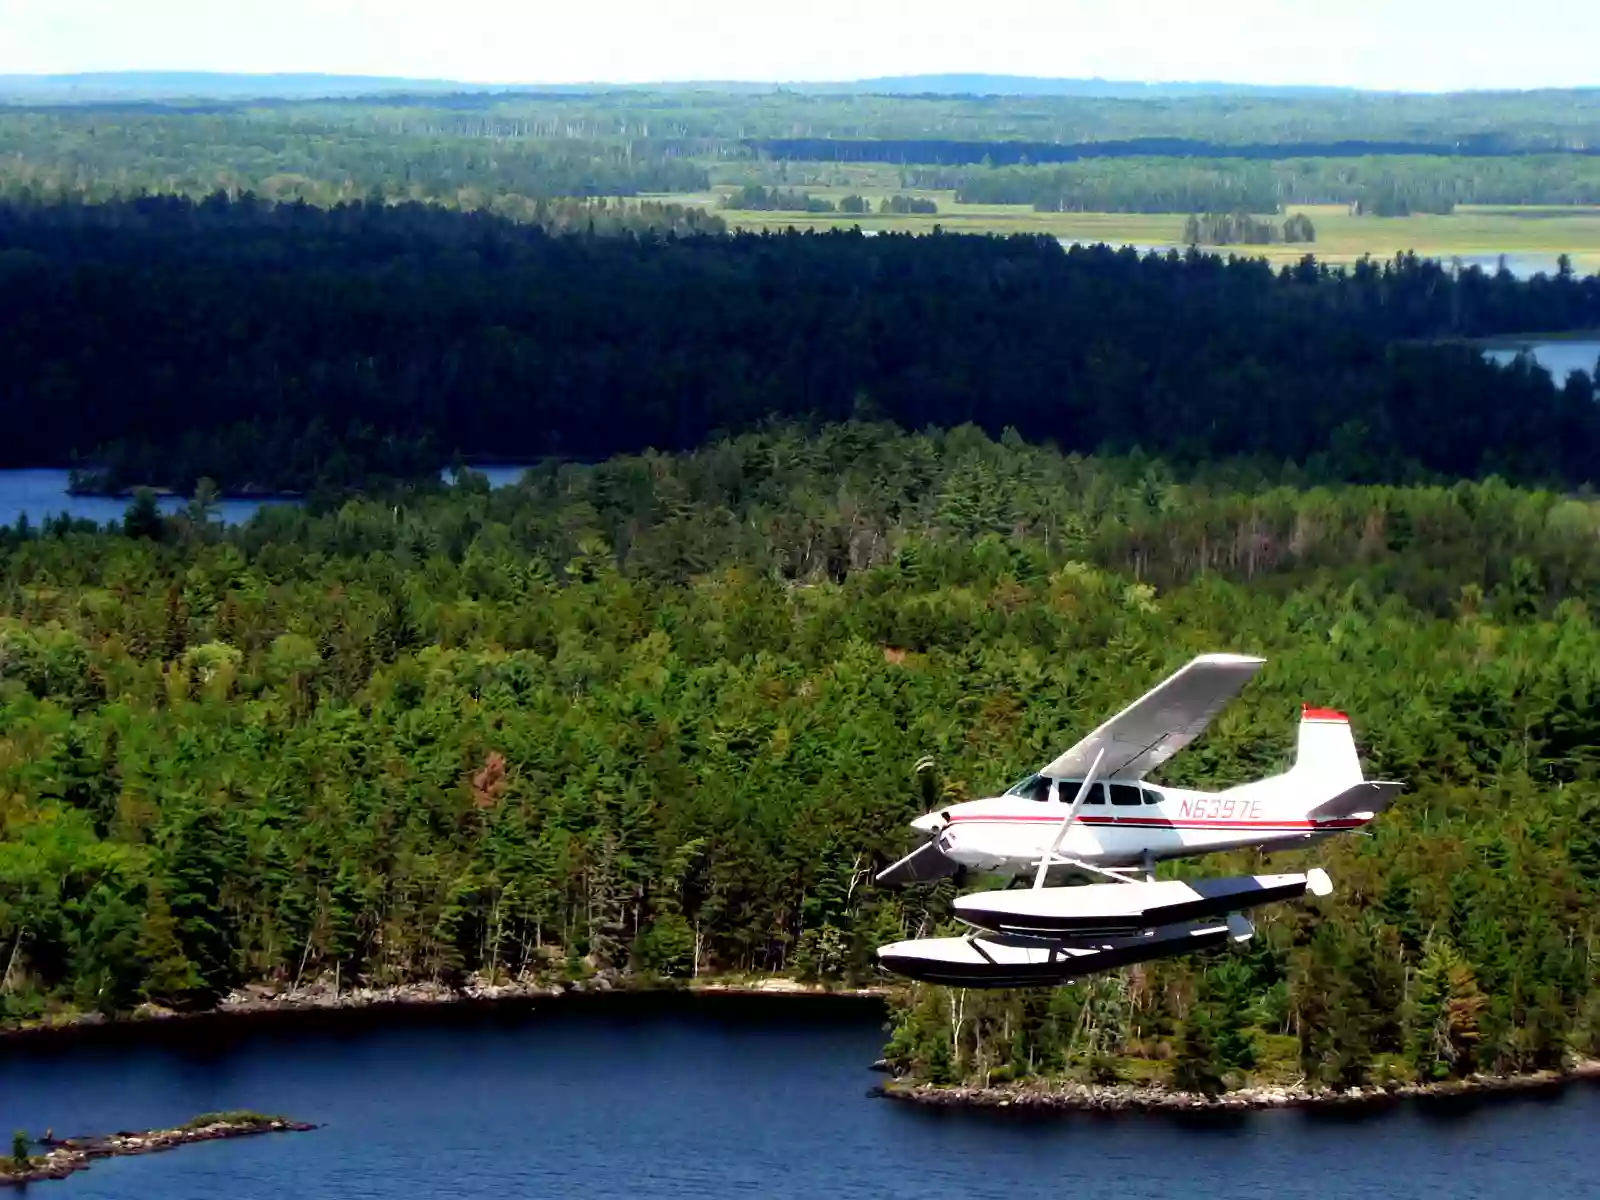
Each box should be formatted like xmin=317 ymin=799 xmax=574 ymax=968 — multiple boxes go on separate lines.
xmin=654 ymin=186 xmax=1600 ymax=272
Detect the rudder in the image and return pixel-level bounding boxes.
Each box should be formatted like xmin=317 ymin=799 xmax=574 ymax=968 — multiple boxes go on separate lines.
xmin=1295 ymin=705 xmax=1363 ymax=792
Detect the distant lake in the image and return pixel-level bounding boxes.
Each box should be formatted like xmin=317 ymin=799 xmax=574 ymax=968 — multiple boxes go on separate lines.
xmin=0 ymin=470 xmax=298 ymax=531
xmin=1483 ymin=341 xmax=1600 ymax=386
xmin=1058 ymin=244 xmax=1588 ymax=283
xmin=0 ymin=466 xmax=540 ymax=530
xmin=1438 ymin=253 xmax=1580 ymax=280
xmin=0 ymin=998 xmax=1595 ymax=1200
xmin=443 ymin=464 xmax=537 ymax=489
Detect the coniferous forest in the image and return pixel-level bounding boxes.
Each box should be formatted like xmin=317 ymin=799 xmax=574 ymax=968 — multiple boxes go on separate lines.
xmin=3 ymin=79 xmax=1600 ymax=1098
xmin=2 ymin=194 xmax=1599 ymax=495
xmin=4 ymin=423 xmax=1600 ymax=1093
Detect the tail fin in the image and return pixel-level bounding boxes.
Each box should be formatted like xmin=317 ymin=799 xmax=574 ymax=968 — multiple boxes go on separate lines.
xmin=1293 ymin=705 xmax=1363 ymax=793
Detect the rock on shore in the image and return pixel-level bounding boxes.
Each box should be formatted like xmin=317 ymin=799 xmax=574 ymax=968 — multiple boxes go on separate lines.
xmin=216 ymin=975 xmax=570 ymax=1015
xmin=875 ymin=1058 xmax=1600 ymax=1113
xmin=1 ymin=1114 xmax=317 ymax=1188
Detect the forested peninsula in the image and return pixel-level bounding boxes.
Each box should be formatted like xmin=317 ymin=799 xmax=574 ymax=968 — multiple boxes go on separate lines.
xmin=3 ymin=419 xmax=1600 ymax=1098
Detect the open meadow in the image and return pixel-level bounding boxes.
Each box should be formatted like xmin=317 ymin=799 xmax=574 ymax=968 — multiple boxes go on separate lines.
xmin=655 ymin=184 xmax=1600 ymax=271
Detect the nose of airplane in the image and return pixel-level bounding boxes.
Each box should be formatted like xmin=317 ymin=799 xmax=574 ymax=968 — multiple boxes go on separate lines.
xmin=911 ymin=812 xmax=943 ymax=835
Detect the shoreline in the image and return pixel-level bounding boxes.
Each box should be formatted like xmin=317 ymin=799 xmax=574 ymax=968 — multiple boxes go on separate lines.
xmin=0 ymin=973 xmax=894 ymax=1048
xmin=7 ymin=976 xmax=1596 ymax=1120
xmin=875 ymin=1058 xmax=1600 ymax=1114
xmin=62 ymin=484 xmax=308 ymax=501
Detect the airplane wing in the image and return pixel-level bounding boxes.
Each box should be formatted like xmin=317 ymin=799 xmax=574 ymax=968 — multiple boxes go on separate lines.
xmin=1037 ymin=653 xmax=1266 ymax=781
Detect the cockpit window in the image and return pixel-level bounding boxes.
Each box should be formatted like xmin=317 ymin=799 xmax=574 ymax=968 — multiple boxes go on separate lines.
xmin=1004 ymin=774 xmax=1042 ymax=798
xmin=1075 ymin=782 xmax=1104 ymax=805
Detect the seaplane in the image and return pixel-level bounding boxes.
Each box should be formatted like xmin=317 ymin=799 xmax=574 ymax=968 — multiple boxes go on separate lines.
xmin=874 ymin=653 xmax=1401 ymax=987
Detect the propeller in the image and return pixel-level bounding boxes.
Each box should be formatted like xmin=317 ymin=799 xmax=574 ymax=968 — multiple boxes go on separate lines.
xmin=876 ymin=757 xmax=961 ymax=888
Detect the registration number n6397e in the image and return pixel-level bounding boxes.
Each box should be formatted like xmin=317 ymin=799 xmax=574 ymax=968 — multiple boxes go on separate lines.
xmin=1177 ymin=797 xmax=1262 ymax=821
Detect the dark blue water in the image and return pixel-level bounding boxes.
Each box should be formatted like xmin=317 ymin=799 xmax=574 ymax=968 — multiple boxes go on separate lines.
xmin=1 ymin=997 xmax=1594 ymax=1199
xmin=1484 ymin=341 xmax=1600 ymax=386
xmin=0 ymin=470 xmax=298 ymax=530
xmin=0 ymin=466 xmax=538 ymax=529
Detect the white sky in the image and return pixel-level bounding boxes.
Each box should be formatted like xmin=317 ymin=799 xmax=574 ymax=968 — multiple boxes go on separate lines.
xmin=2 ymin=0 xmax=1597 ymax=92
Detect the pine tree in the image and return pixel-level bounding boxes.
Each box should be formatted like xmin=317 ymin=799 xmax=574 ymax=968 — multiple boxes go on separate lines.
xmin=138 ymin=884 xmax=202 ymax=1006
xmin=1409 ymin=935 xmax=1486 ymax=1080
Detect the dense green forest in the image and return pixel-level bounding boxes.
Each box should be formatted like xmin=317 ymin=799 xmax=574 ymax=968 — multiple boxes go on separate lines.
xmin=3 ymin=194 xmax=1598 ymax=497
xmin=2 ymin=424 xmax=1599 ymax=1091
xmin=10 ymin=86 xmax=1598 ymax=148
xmin=0 ymin=112 xmax=710 ymax=206
xmin=6 ymin=89 xmax=1600 ymax=223
xmin=913 ymin=155 xmax=1600 ymax=214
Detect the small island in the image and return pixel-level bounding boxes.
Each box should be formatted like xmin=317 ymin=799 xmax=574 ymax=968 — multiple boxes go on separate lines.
xmin=0 ymin=1112 xmax=317 ymax=1188
xmin=875 ymin=1058 xmax=1600 ymax=1113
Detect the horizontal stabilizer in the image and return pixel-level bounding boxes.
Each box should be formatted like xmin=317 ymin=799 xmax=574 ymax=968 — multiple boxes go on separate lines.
xmin=952 ymin=872 xmax=1320 ymax=939
xmin=1305 ymin=781 xmax=1403 ymax=821
xmin=877 ymin=921 xmax=1233 ymax=988
xmin=875 ymin=839 xmax=960 ymax=888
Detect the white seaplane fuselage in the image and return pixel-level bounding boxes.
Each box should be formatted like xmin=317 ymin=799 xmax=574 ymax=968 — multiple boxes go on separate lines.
xmin=917 ymin=774 xmax=1371 ymax=877
xmin=897 ymin=699 xmax=1399 ymax=882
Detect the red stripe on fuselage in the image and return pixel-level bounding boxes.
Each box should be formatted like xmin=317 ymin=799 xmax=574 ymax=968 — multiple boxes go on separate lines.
xmin=943 ymin=815 xmax=1365 ymax=831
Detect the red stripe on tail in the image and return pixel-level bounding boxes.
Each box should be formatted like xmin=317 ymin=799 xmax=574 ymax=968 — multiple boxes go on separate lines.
xmin=1301 ymin=704 xmax=1349 ymax=722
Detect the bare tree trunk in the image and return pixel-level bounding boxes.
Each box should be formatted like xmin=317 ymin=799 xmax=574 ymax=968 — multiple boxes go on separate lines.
xmin=1 ymin=929 xmax=24 ymax=994
xmin=950 ymin=989 xmax=968 ymax=1077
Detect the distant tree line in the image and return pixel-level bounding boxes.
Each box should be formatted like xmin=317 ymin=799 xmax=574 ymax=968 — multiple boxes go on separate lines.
xmin=8 ymin=99 xmax=1600 ymax=223
xmin=719 ymin=185 xmax=837 ymax=212
xmin=3 ymin=194 xmax=1600 ymax=497
xmin=747 ymin=136 xmax=1600 ymax=166
xmin=911 ymin=155 xmax=1600 ymax=213
xmin=0 ymin=112 xmax=710 ymax=209
xmin=1185 ymin=211 xmax=1316 ymax=245
xmin=718 ymin=188 xmax=937 ymax=216
xmin=830 ymin=194 xmax=941 ymax=215
xmin=10 ymin=86 xmax=1597 ymax=149
xmin=878 ymin=194 xmax=938 ymax=214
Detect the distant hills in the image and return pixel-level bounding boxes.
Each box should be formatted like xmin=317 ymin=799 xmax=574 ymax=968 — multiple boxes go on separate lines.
xmin=0 ymin=71 xmax=482 ymax=102
xmin=798 ymin=74 xmax=1361 ymax=98
xmin=0 ymin=69 xmax=1371 ymax=105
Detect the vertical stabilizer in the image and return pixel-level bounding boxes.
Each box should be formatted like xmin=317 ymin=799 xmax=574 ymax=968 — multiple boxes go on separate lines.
xmin=1294 ymin=705 xmax=1363 ymax=792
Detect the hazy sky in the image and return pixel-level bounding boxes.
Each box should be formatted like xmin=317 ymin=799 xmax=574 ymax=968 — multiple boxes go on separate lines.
xmin=3 ymin=0 xmax=1598 ymax=91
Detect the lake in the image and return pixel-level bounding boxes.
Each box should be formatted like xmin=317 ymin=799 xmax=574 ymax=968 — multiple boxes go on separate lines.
xmin=1057 ymin=245 xmax=1589 ymax=282
xmin=0 ymin=466 xmax=540 ymax=531
xmin=0 ymin=996 xmax=1594 ymax=1199
xmin=0 ymin=470 xmax=298 ymax=531
xmin=1483 ymin=341 xmax=1600 ymax=387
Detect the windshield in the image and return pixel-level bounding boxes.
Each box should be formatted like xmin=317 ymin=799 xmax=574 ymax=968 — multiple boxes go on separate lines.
xmin=1004 ymin=773 xmax=1042 ymax=797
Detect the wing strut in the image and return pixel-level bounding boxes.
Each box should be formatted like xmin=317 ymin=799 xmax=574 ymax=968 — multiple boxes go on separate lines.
xmin=1032 ymin=748 xmax=1106 ymax=890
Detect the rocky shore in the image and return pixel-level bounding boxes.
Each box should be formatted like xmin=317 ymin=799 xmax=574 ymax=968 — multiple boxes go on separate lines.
xmin=0 ymin=972 xmax=892 ymax=1044
xmin=214 ymin=973 xmax=887 ymax=1016
xmin=875 ymin=1057 xmax=1600 ymax=1113
xmin=0 ymin=1114 xmax=316 ymax=1188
